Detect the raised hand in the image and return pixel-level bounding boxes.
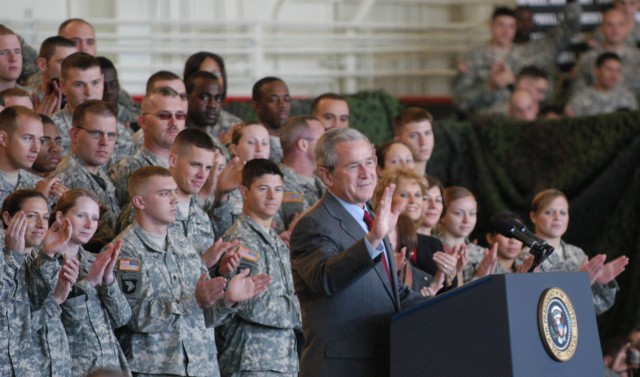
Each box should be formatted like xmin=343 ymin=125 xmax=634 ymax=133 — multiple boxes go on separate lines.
xmin=199 ymin=149 xmax=223 ymax=202
xmin=474 ymin=243 xmax=498 ymax=279
xmin=224 ymin=269 xmax=259 ymax=306
xmin=433 ymin=251 xmax=458 ymax=283
xmin=42 ymin=217 xmax=73 ymax=257
xmin=367 ymin=184 xmax=403 ymax=248
xmin=5 ymin=211 xmax=27 ymax=253
xmin=201 ymin=238 xmax=240 ymax=270
xmin=579 ymin=254 xmax=606 ymax=285
xmin=195 ymin=273 xmax=227 ymax=308
xmin=596 ymin=255 xmax=629 ymax=285
xmin=251 ymin=273 xmax=272 ymax=296
xmin=102 ymin=240 xmax=122 ymax=285
xmin=54 ymin=254 xmax=80 ymax=304
xmin=86 ymin=247 xmax=111 ymax=287
xmin=218 ymin=251 xmax=241 ymax=276
xmin=516 ymin=254 xmax=536 ymax=273
xmin=215 ymin=157 xmax=244 ymax=201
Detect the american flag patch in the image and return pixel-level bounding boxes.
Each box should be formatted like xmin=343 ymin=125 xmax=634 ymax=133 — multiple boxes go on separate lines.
xmin=283 ymin=191 xmax=303 ymax=203
xmin=236 ymin=246 xmax=259 ymax=263
xmin=118 ymin=258 xmax=141 ymax=272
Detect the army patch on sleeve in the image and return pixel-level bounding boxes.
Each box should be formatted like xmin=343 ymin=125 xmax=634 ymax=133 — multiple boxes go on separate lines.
xmin=237 ymin=245 xmax=259 ymax=263
xmin=117 ymin=272 xmax=143 ymax=299
xmin=118 ymin=258 xmax=141 ymax=272
xmin=283 ymin=191 xmax=303 ymax=203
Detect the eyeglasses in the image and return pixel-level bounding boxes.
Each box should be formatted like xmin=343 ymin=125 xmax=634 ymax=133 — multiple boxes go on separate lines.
xmin=75 ymin=126 xmax=118 ymax=141
xmin=143 ymin=111 xmax=187 ymax=121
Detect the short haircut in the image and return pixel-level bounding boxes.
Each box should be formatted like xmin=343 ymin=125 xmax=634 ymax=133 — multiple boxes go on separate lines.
xmin=393 ymin=107 xmax=434 ymax=135
xmin=443 ymin=186 xmax=476 ymax=215
xmin=280 ymin=115 xmax=317 ymax=156
xmin=242 ymin=158 xmax=283 ymax=188
xmin=230 ymin=120 xmax=265 ymax=145
xmin=146 ymin=70 xmax=181 ymax=93
xmin=72 ymin=99 xmax=116 ymax=129
xmin=252 ymin=76 xmax=283 ymax=102
xmin=61 ymin=52 xmax=100 ymax=81
xmin=171 ymin=128 xmax=215 ymax=155
xmin=492 ymin=6 xmax=517 ymax=21
xmin=315 ymin=127 xmax=370 ymax=172
xmin=185 ymin=70 xmax=220 ymax=95
xmin=596 ymin=52 xmax=622 ymax=68
xmin=128 ymin=166 xmax=172 ymax=198
xmin=310 ymin=92 xmax=347 ymax=115
xmin=373 ymin=167 xmax=429 ymax=209
xmin=38 ymin=36 xmax=75 ymax=60
xmin=531 ymin=188 xmax=567 ymax=214
xmin=488 ymin=211 xmax=523 ymax=235
xmin=97 ymin=56 xmax=116 ymax=72
xmin=2 ymin=189 xmax=47 ymax=229
xmin=183 ymin=51 xmax=228 ymax=99
xmin=517 ymin=65 xmax=548 ymax=81
xmin=58 ymin=18 xmax=94 ymax=34
xmin=0 ymin=88 xmax=31 ymax=106
xmin=140 ymin=86 xmax=179 ymax=112
xmin=0 ymin=106 xmax=41 ymax=134
xmin=0 ymin=25 xmax=16 ymax=37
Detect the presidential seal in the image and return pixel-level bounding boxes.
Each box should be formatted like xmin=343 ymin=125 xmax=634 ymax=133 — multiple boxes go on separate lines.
xmin=538 ymin=287 xmax=578 ymax=361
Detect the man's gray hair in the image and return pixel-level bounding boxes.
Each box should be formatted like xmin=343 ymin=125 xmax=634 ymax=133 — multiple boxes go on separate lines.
xmin=315 ymin=127 xmax=370 ymax=172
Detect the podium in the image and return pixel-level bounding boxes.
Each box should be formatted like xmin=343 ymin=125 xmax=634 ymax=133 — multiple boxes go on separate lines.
xmin=390 ymin=273 xmax=605 ymax=377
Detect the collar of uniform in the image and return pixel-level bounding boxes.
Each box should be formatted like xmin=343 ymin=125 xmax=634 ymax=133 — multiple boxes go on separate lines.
xmin=237 ymin=213 xmax=277 ymax=243
xmin=132 ymin=222 xmax=172 ymax=253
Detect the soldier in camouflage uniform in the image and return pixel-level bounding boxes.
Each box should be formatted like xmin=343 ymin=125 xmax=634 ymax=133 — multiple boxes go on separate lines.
xmin=566 ymin=52 xmax=638 ymax=116
xmin=219 ymin=159 xmax=301 ymax=377
xmin=279 ymin=115 xmax=326 ymax=231
xmin=108 ymin=87 xmax=183 ymax=204
xmin=114 ymin=166 xmax=268 ymax=377
xmin=453 ymin=2 xmax=582 ymax=114
xmin=50 ymin=100 xmax=122 ymax=242
xmin=53 ymin=52 xmax=134 ymax=163
xmin=18 ymin=33 xmax=40 ymax=84
xmin=252 ymin=77 xmax=291 ymax=164
xmin=98 ymin=56 xmax=140 ymax=128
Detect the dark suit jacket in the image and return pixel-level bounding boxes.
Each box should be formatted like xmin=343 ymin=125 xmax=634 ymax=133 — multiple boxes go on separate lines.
xmin=290 ymin=192 xmax=422 ymax=377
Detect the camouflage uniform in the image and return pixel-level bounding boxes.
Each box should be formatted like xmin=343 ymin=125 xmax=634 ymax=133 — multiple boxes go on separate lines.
xmin=453 ymin=2 xmax=582 ymax=114
xmin=269 ymin=135 xmax=283 ymax=164
xmin=219 ymin=214 xmax=301 ymax=377
xmin=116 ymin=90 xmax=140 ymax=127
xmin=18 ymin=34 xmax=39 ymax=85
xmin=108 ymin=147 xmax=169 ymax=205
xmin=568 ymin=85 xmax=638 ymax=116
xmin=29 ymin=247 xmax=132 ymax=377
xmin=51 ymin=105 xmax=135 ymax=165
xmin=520 ymin=241 xmax=618 ymax=315
xmin=210 ymin=188 xmax=244 ymax=238
xmin=0 ymin=169 xmax=41 ymax=205
xmin=441 ymin=239 xmax=486 ymax=283
xmin=114 ymin=222 xmax=236 ymax=376
xmin=573 ymin=47 xmax=640 ymax=97
xmin=131 ymin=128 xmax=144 ymax=150
xmin=279 ymin=165 xmax=325 ymax=230
xmin=211 ymin=109 xmax=243 ymax=142
xmin=51 ymin=153 xmax=121 ymax=241
xmin=1 ymin=247 xmax=70 ymax=377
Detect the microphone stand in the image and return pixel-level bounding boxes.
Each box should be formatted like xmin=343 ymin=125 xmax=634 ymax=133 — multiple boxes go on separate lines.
xmin=528 ymin=243 xmax=555 ymax=273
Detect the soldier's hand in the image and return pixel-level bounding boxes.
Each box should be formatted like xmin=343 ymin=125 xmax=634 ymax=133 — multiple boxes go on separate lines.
xmin=87 ymin=247 xmax=111 ymax=287
xmin=195 ymin=273 xmax=226 ymax=308
xmin=201 ymin=238 xmax=239 ymax=270
xmin=215 ymin=157 xmax=244 ymax=201
xmin=5 ymin=211 xmax=27 ymax=253
xmin=596 ymin=255 xmax=629 ymax=285
xmin=474 ymin=243 xmax=498 ymax=279
xmin=218 ymin=251 xmax=241 ymax=276
xmin=224 ymin=268 xmax=259 ymax=306
xmin=54 ymin=255 xmax=80 ymax=304
xmin=516 ymin=254 xmax=536 ymax=273
xmin=251 ymin=273 xmax=272 ymax=296
xmin=42 ymin=217 xmax=73 ymax=257
xmin=579 ymin=254 xmax=606 ymax=285
xmin=102 ymin=240 xmax=122 ymax=285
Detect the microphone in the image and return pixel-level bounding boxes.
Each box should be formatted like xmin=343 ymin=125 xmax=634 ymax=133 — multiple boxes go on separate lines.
xmin=494 ymin=219 xmax=547 ymax=250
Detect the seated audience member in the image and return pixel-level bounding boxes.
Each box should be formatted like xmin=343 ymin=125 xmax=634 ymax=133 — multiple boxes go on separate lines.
xmin=210 ymin=121 xmax=270 ymax=237
xmin=109 ymin=86 xmax=183 ymax=204
xmin=566 ymin=52 xmax=638 ymax=116
xmin=1 ymin=189 xmax=79 ymax=377
xmin=453 ymin=3 xmax=582 ymax=114
xmin=0 ymin=106 xmax=64 ymax=204
xmin=185 ymin=71 xmax=229 ymax=154
xmin=252 ymin=76 xmax=291 ymax=163
xmin=485 ymin=212 xmax=534 ymax=274
xmin=376 ymin=141 xmax=415 ymax=176
xmin=32 ymin=189 xmax=132 ymax=377
xmin=0 ymin=26 xmax=23 ymax=93
xmin=114 ymin=166 xmax=269 ymax=377
xmin=593 ymin=0 xmax=640 ymax=53
xmin=279 ymin=115 xmax=326 ymax=231
xmin=0 ymin=88 xmax=34 ymax=109
xmin=218 ymin=158 xmax=300 ymax=377
xmin=574 ymin=8 xmax=640 ymax=96
xmin=437 ymin=186 xmax=483 ymax=283
xmin=374 ymin=168 xmax=459 ymax=290
xmin=416 ymin=175 xmax=444 ymax=237
xmin=98 ymin=56 xmax=139 ymax=127
xmin=183 ymin=51 xmax=242 ymax=141
xmin=602 ymin=336 xmax=632 ymax=377
xmin=513 ymin=6 xmax=535 ymax=45
xmin=30 ymin=114 xmax=62 ymax=177
xmin=528 ymin=188 xmax=629 ymax=315
xmin=393 ymin=107 xmax=434 ymax=175
xmin=485 ymin=66 xmax=550 ymax=116
xmin=310 ymin=92 xmax=350 ymax=129
xmin=508 ymin=89 xmax=539 ymax=121
xmin=50 ymin=100 xmax=121 ymax=242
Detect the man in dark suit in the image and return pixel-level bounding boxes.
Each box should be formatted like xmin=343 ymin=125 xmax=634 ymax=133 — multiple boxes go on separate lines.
xmin=290 ymin=127 xmax=424 ymax=377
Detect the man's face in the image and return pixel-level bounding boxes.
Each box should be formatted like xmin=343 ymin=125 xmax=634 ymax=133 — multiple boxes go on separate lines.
xmin=509 ymin=90 xmax=539 ymax=121
xmin=187 ymin=78 xmax=222 ymax=127
xmin=0 ymin=34 xmax=22 ymax=84
xmin=71 ymin=113 xmax=117 ymax=169
xmin=170 ymin=146 xmax=215 ymax=195
xmin=61 ymin=66 xmax=103 ymax=110
xmin=151 ymin=79 xmax=188 ymax=112
xmin=59 ymin=21 xmax=97 ymax=55
xmin=516 ymin=77 xmax=549 ymax=103
xmin=602 ymin=10 xmax=629 ymax=45
xmin=314 ymin=98 xmax=350 ymax=129
xmin=321 ymin=139 xmax=377 ymax=206
xmin=136 ymin=175 xmax=179 ymax=226
xmin=395 ymin=120 xmax=434 ymax=163
xmin=141 ymin=94 xmax=185 ymax=150
xmin=490 ymin=16 xmax=517 ymax=48
xmin=2 ymin=115 xmax=44 ymax=171
xmin=595 ymin=59 xmax=623 ymax=90
xmin=102 ymin=68 xmax=119 ymax=108
xmin=515 ymin=8 xmax=534 ymax=39
xmin=33 ymin=122 xmax=62 ymax=173
xmin=242 ymin=173 xmax=284 ymax=222
xmin=617 ymin=0 xmax=640 ymax=17
xmin=254 ymin=80 xmax=291 ymax=130
xmin=42 ymin=46 xmax=76 ymax=80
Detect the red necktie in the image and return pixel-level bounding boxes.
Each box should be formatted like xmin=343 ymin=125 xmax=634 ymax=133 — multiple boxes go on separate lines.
xmin=363 ymin=211 xmax=391 ymax=283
